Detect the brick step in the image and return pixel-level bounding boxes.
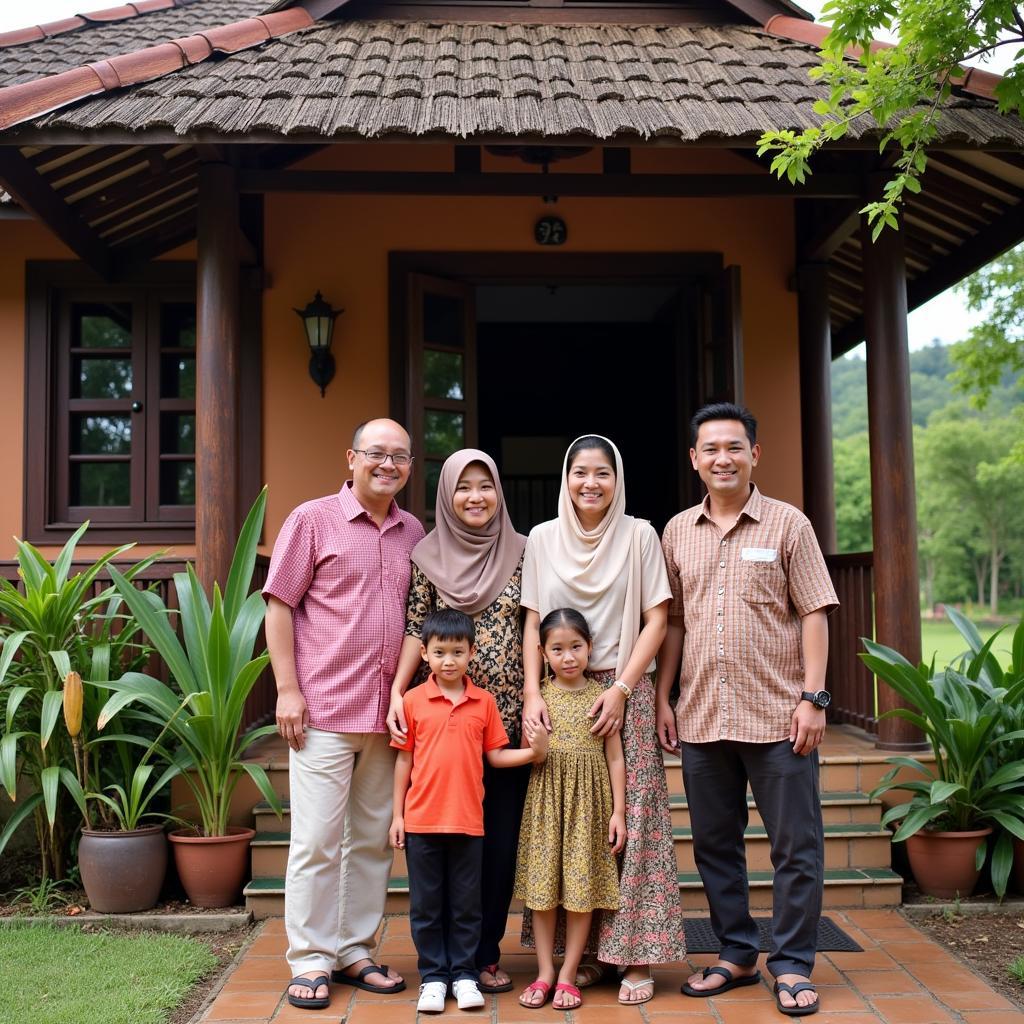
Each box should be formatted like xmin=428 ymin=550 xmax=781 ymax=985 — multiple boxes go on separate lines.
xmin=244 ymin=867 xmax=903 ymax=920
xmin=669 ymin=791 xmax=879 ymax=828
xmin=250 ymin=820 xmax=891 ymax=879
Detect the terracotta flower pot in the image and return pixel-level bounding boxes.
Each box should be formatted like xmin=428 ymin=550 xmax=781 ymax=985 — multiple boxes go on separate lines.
xmin=78 ymin=825 xmax=167 ymax=913
xmin=905 ymin=827 xmax=992 ymax=899
xmin=167 ymin=825 xmax=255 ymax=908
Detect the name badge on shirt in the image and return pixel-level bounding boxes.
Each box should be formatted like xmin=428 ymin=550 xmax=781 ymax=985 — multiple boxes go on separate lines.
xmin=741 ymin=547 xmax=778 ymax=562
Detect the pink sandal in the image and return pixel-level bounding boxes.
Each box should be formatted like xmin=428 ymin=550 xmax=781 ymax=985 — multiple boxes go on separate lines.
xmin=554 ymin=982 xmax=582 ymax=1010
xmin=519 ymin=979 xmax=552 ymax=1009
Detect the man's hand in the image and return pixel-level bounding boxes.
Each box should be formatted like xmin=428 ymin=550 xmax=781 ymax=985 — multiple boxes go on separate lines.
xmin=656 ymin=699 xmax=678 ymax=755
xmin=389 ymin=817 xmax=405 ymax=849
xmin=386 ymin=690 xmax=408 ymax=744
xmin=276 ymin=686 xmax=309 ymax=751
xmin=790 ymin=700 xmax=826 ymax=756
xmin=524 ymin=720 xmax=550 ymax=762
xmin=588 ymin=686 xmax=626 ymax=737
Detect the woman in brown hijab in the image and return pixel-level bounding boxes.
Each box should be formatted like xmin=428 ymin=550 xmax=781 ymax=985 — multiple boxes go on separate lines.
xmin=387 ymin=448 xmax=527 ymax=994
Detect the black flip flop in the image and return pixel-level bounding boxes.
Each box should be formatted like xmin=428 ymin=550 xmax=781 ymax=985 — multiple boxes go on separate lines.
xmin=286 ymin=973 xmax=330 ymax=1010
xmin=774 ymin=980 xmax=819 ymax=1016
xmin=682 ymin=965 xmax=761 ymax=997
xmin=331 ymin=962 xmax=407 ymax=994
xmin=479 ymin=963 xmax=514 ymax=993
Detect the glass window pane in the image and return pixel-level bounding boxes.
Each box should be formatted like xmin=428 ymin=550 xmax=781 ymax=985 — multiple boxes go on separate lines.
xmin=72 ymin=415 xmax=131 ymax=455
xmin=71 ymin=463 xmax=130 ymax=506
xmin=73 ymin=303 xmax=131 ymax=348
xmin=425 ymin=460 xmax=442 ymax=513
xmin=424 ymin=410 xmax=464 ymax=457
xmin=74 ymin=357 xmax=132 ymax=399
xmin=160 ymin=413 xmax=196 ymax=455
xmin=160 ymin=461 xmax=195 ymax=506
xmin=423 ymin=293 xmax=464 ymax=348
xmin=161 ymin=303 xmax=196 ymax=349
xmin=423 ymin=350 xmax=464 ymax=400
xmin=161 ymin=354 xmax=195 ymax=399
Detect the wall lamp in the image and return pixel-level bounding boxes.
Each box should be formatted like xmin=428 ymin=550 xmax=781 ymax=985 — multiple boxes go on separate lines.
xmin=294 ymin=291 xmax=342 ymax=397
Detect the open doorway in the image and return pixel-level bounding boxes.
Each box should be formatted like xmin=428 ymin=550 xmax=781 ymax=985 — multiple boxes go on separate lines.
xmin=390 ymin=253 xmax=742 ymax=527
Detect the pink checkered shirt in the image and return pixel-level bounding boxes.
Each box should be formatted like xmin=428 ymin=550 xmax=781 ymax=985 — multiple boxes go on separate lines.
xmin=263 ymin=482 xmax=425 ymax=733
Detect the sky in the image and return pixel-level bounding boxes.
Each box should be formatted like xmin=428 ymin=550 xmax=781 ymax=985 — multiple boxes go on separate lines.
xmin=0 ymin=0 xmax=1014 ymax=356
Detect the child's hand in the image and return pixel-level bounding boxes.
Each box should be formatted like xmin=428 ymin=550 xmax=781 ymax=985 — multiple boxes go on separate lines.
xmin=608 ymin=812 xmax=627 ymax=854
xmin=524 ymin=720 xmax=550 ymax=761
xmin=389 ymin=817 xmax=405 ymax=849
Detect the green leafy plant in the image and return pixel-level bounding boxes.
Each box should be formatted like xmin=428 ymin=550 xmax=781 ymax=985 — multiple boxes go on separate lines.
xmin=0 ymin=525 xmax=158 ymax=878
xmin=866 ymin=609 xmax=1024 ymax=899
xmin=10 ymin=876 xmax=75 ymax=914
xmin=96 ymin=488 xmax=281 ymax=837
xmin=1009 ymin=954 xmax=1024 ymax=985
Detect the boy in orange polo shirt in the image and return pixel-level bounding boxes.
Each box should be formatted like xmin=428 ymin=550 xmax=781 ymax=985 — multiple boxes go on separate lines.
xmin=391 ymin=608 xmax=549 ymax=1013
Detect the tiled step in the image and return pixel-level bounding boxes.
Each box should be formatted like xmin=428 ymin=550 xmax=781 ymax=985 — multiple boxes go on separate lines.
xmin=669 ymin=791 xmax=879 ymax=828
xmin=250 ymin=821 xmax=892 ymax=879
xmin=254 ymin=801 xmax=290 ymax=834
xmin=244 ymin=867 xmax=903 ymax=920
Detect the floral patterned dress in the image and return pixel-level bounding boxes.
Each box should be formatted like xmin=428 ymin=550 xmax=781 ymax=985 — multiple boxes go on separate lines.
xmin=513 ymin=679 xmax=619 ymax=913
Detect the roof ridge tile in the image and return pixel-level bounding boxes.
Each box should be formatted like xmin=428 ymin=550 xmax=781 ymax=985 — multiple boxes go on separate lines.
xmin=0 ymin=0 xmax=178 ymax=50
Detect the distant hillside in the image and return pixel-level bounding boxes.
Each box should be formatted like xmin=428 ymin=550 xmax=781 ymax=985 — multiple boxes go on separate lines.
xmin=831 ymin=340 xmax=1020 ymax=440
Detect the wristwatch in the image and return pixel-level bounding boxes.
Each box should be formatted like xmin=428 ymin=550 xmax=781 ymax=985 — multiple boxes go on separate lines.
xmin=801 ymin=689 xmax=832 ymax=710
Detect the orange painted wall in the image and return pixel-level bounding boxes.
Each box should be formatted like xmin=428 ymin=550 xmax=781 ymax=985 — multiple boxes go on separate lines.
xmin=261 ymin=144 xmax=802 ymax=542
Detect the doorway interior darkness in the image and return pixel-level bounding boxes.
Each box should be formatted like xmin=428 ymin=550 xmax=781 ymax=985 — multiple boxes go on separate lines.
xmin=390 ymin=252 xmax=742 ymax=527
xmin=477 ymin=284 xmax=686 ymax=534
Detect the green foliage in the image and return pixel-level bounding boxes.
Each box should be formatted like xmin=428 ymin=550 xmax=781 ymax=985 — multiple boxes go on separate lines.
xmin=953 ymin=243 xmax=1024 ymax=413
xmin=0 ymin=922 xmax=216 ymax=1024
xmin=9 ymin=876 xmax=75 ymax=914
xmin=758 ymin=1 xmax=1024 ymax=231
xmin=866 ymin=608 xmax=1024 ymax=899
xmin=0 ymin=526 xmax=159 ymax=878
xmin=833 ymin=432 xmax=872 ymax=552
xmin=98 ymin=488 xmax=281 ymax=837
xmin=1009 ymin=954 xmax=1024 ymax=984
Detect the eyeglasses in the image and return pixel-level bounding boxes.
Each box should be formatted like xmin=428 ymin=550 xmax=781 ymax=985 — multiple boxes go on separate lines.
xmin=353 ymin=449 xmax=415 ymax=467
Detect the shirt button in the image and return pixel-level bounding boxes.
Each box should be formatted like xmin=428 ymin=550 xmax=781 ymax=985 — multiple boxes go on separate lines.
xmin=718 ymin=587 xmax=724 ymax=595
xmin=719 ymin=561 xmax=726 ymax=568
xmin=717 ymin=624 xmax=724 ymax=633
xmin=721 ymin=540 xmax=727 ymax=546
xmin=720 ymin=677 xmax=726 ymax=683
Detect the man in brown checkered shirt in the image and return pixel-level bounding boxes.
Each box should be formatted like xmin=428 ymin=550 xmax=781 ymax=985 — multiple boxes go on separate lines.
xmin=656 ymin=402 xmax=838 ymax=1017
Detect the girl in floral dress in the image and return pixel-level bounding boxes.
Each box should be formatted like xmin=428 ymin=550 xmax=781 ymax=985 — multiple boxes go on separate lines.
xmin=514 ymin=608 xmax=625 ymax=1011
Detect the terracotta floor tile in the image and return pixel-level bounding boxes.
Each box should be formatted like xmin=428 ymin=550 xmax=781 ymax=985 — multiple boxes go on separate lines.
xmin=879 ymin=941 xmax=957 ymax=964
xmin=844 ymin=970 xmax=925 ymax=995
xmin=260 ymin=918 xmax=287 ymax=935
xmin=270 ymin=1005 xmax=346 ymax=1023
xmin=245 ymin=934 xmax=289 ymax=956
xmin=205 ymin=989 xmax=283 ymax=1020
xmin=810 ymin=963 xmax=846 ymax=986
xmin=869 ymin=995 xmax=958 ymax=1022
xmin=378 ymin=937 xmax=419 ymax=955
xmin=826 ymin=949 xmax=900 ymax=970
xmin=713 ymin=1000 xmax=789 ymax=1024
xmin=342 ymin=1001 xmax=421 ymax=1024
xmin=867 ymin=926 xmax=922 ymax=941
xmin=835 ymin=924 xmax=880 ymax=949
xmin=644 ymin=1014 xmax=715 ymax=1021
xmin=961 ymin=1012 xmax=1024 ymax=1022
xmin=562 ymin=1006 xmax=646 ymax=1022
xmin=935 ymin=990 xmax=1019 ymax=1012
xmin=495 ymin=1005 xmax=577 ymax=1023
xmin=220 ymin=978 xmax=293 ymax=995
xmin=808 ymin=1015 xmax=887 ymax=1024
xmin=842 ymin=910 xmax=907 ymax=928
xmin=231 ymin=960 xmax=295 ymax=982
xmin=809 ymin=986 xmax=871 ymax=1012
xmin=905 ymin=963 xmax=992 ymax=990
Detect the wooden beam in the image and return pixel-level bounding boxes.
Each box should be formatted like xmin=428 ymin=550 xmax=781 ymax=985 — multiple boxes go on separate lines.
xmin=237 ymin=169 xmax=862 ymax=198
xmin=799 ymin=201 xmax=861 ymax=262
xmin=0 ymin=147 xmax=111 ymax=277
xmin=453 ymin=145 xmax=481 ymax=174
xmin=602 ymin=148 xmax=631 ymax=175
xmin=796 ymin=260 xmax=837 ymax=554
xmin=195 ymin=162 xmax=240 ymax=592
xmin=861 ymin=210 xmax=923 ymax=750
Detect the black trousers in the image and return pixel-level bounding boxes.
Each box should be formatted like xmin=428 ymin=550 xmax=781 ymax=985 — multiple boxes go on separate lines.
xmin=681 ymin=739 xmax=824 ymax=978
xmin=477 ymin=761 xmax=531 ymax=969
xmin=406 ymin=833 xmax=484 ymax=985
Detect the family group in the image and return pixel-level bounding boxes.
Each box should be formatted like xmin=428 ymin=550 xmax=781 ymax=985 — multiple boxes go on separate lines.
xmin=262 ymin=403 xmax=839 ymax=1018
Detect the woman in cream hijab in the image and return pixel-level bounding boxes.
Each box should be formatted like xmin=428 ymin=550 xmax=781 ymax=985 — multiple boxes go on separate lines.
xmin=521 ymin=435 xmax=685 ymax=1005
xmin=388 ymin=449 xmax=528 ymax=995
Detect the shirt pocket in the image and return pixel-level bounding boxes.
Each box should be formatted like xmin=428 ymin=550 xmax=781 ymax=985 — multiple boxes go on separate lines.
xmin=740 ymin=560 xmax=786 ymax=605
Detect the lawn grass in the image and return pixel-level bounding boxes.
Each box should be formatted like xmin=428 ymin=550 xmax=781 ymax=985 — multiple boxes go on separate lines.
xmin=920 ymin=618 xmax=1006 ymax=668
xmin=0 ymin=922 xmax=217 ymax=1024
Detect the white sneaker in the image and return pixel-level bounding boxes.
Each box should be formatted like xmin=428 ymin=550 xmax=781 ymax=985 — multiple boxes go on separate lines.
xmin=453 ymin=979 xmax=486 ymax=1010
xmin=417 ymin=982 xmax=448 ymax=1013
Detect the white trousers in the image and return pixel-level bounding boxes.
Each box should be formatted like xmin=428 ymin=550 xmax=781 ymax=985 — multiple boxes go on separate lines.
xmin=285 ymin=728 xmax=396 ymax=975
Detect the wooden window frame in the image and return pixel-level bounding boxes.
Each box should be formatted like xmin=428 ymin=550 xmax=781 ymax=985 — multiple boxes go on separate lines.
xmin=24 ymin=261 xmax=262 ymax=545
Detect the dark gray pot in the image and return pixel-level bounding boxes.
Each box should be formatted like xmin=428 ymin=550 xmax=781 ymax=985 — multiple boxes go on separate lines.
xmin=78 ymin=825 xmax=167 ymax=913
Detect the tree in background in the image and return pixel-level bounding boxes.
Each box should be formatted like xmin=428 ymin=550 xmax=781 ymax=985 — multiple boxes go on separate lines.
xmin=832 ymin=432 xmax=872 ymax=552
xmin=757 ymin=0 xmax=1024 ymax=236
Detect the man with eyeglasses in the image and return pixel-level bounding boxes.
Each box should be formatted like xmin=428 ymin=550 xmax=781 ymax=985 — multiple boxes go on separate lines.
xmin=264 ymin=418 xmax=425 ymax=1011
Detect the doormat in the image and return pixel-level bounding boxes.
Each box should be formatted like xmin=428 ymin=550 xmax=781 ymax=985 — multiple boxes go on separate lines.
xmin=683 ymin=916 xmax=862 ymax=953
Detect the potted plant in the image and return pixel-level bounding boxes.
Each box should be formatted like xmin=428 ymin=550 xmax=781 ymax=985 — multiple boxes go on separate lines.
xmin=61 ymin=666 xmax=185 ymax=913
xmin=0 ymin=525 xmax=157 ymax=881
xmin=98 ymin=489 xmax=282 ymax=907
xmin=865 ymin=608 xmax=1024 ymax=900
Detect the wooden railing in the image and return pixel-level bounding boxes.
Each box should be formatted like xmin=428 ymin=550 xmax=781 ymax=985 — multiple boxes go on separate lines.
xmin=0 ymin=554 xmax=274 ymax=734
xmin=825 ymin=551 xmax=876 ymax=734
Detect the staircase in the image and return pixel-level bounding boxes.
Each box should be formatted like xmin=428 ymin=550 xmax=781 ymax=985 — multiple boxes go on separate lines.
xmin=242 ymin=726 xmax=906 ymax=919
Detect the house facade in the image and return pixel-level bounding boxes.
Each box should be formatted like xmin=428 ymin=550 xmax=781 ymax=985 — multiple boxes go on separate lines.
xmin=2 ymin=0 xmax=1023 ymax=745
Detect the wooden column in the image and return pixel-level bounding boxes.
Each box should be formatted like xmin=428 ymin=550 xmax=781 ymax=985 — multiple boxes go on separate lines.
xmin=196 ymin=163 xmax=240 ymax=592
xmin=861 ymin=217 xmax=923 ymax=749
xmin=796 ymin=262 xmax=837 ymax=554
